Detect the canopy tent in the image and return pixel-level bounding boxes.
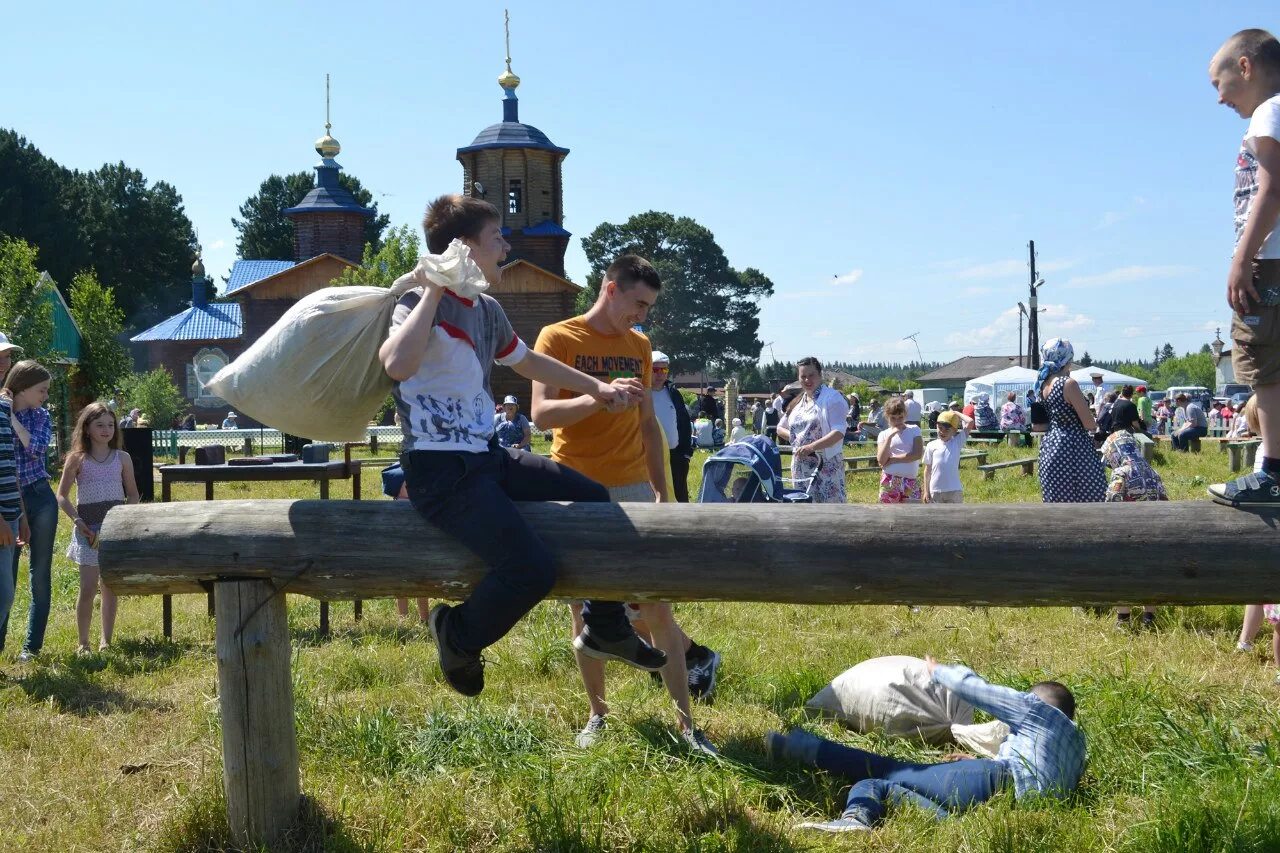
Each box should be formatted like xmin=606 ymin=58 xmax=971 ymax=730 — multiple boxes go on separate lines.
xmin=963 ymin=366 xmax=1040 ymax=404
xmin=1069 ymin=367 xmax=1147 ymax=398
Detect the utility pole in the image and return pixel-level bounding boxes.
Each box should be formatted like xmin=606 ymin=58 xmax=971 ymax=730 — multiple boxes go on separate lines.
xmin=1027 ymin=241 xmax=1041 ymax=369
xmin=1017 ymin=302 xmax=1026 ymax=367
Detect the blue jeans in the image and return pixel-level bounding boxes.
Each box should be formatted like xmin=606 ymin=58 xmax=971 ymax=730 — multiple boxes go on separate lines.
xmin=1171 ymin=424 xmax=1207 ymax=451
xmin=814 ymin=739 xmax=1010 ymax=825
xmin=1 ymin=480 xmax=58 ymax=652
xmin=401 ymin=443 xmax=635 ymax=654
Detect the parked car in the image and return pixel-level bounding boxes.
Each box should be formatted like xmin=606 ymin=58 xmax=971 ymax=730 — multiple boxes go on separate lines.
xmin=1148 ymin=391 xmax=1167 ymax=404
xmin=1219 ymin=383 xmax=1251 ymax=398
xmin=1230 ymin=391 xmax=1252 ymax=410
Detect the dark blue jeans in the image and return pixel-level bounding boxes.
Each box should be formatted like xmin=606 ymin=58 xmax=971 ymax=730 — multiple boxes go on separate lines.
xmin=1171 ymin=424 xmax=1207 ymax=451
xmin=401 ymin=443 xmax=633 ymax=655
xmin=0 ymin=480 xmax=57 ymax=653
xmin=814 ymin=739 xmax=1009 ymax=825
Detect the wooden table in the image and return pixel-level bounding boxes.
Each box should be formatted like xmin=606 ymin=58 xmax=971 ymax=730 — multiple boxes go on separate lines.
xmin=157 ymin=453 xmax=362 ymax=638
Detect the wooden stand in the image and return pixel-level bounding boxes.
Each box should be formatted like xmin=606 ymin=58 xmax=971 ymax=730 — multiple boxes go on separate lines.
xmin=215 ymin=580 xmax=300 ymax=847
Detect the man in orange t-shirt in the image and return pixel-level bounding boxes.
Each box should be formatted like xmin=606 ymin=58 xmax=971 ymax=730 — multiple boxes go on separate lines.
xmin=532 ymin=254 xmax=715 ymax=755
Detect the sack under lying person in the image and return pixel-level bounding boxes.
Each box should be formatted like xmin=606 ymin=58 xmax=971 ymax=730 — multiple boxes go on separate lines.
xmin=805 ymin=655 xmax=1010 ymax=757
xmin=205 ymin=240 xmax=488 ymax=442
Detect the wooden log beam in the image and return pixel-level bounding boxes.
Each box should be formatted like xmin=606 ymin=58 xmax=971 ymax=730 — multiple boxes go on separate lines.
xmin=100 ymin=500 xmax=1280 ymax=606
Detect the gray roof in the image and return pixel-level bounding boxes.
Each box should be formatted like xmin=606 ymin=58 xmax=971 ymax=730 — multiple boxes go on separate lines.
xmin=917 ymin=355 xmax=1026 ymax=383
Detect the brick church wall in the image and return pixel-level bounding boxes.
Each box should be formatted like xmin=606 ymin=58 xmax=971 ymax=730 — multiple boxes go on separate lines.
xmin=290 ymin=212 xmax=366 ymax=264
xmin=487 ymin=290 xmax=577 ymax=415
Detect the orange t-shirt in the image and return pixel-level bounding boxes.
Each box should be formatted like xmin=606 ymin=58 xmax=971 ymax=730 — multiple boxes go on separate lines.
xmin=534 ymin=316 xmax=652 ymax=487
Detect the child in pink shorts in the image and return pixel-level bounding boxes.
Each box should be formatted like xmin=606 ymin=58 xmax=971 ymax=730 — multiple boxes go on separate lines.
xmin=876 ymin=397 xmax=923 ymax=503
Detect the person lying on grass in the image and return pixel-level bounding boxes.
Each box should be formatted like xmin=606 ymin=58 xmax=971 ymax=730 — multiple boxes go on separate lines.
xmin=766 ymin=656 xmax=1085 ymax=834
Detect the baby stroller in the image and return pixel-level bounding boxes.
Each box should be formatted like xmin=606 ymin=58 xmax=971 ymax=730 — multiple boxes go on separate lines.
xmin=698 ymin=435 xmax=814 ymax=503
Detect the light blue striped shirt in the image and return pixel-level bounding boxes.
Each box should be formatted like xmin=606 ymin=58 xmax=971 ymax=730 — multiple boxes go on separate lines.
xmin=932 ymin=665 xmax=1086 ymax=799
xmin=0 ymin=398 xmax=23 ymax=523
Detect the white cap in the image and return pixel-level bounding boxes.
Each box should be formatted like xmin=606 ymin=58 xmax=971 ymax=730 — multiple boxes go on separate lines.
xmin=0 ymin=333 xmax=22 ymax=355
xmin=732 ymin=417 xmax=742 ymax=425
xmin=651 ymin=351 xmax=670 ymax=365
xmin=502 ymin=395 xmax=518 ymax=405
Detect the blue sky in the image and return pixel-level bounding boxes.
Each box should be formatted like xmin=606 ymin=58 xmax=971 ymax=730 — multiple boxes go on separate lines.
xmin=3 ymin=1 xmax=1275 ymax=366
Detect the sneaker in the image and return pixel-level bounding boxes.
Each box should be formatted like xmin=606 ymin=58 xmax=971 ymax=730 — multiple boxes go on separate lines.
xmin=1114 ymin=615 xmax=1131 ymax=633
xmin=1238 ymin=641 xmax=1256 ymax=653
xmin=794 ymin=816 xmax=873 ymax=833
xmin=428 ymin=604 xmax=485 ymax=697
xmin=1208 ymin=471 xmax=1280 ymax=508
xmin=75 ymin=645 xmax=91 ymax=658
xmin=575 ymin=714 xmax=608 ymax=749
xmin=16 ymin=650 xmax=35 ymax=663
xmin=680 ymin=727 xmax=718 ymax=757
xmin=687 ymin=649 xmax=722 ymax=701
xmin=573 ymin=627 xmax=667 ymax=671
xmin=1140 ymin=613 xmax=1157 ymax=631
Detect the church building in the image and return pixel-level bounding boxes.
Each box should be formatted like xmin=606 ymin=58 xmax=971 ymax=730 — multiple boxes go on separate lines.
xmin=132 ymin=24 xmax=580 ymax=426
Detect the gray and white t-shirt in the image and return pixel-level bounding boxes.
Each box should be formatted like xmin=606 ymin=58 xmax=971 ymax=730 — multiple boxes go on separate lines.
xmin=389 ymin=289 xmax=528 ymax=452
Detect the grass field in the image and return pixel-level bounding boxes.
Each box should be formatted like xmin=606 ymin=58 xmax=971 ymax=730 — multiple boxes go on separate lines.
xmin=2 ymin=439 xmax=1280 ymax=852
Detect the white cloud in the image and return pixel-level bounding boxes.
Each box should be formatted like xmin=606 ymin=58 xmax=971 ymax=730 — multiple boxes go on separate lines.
xmin=814 ymin=329 xmax=832 ymax=338
xmin=1096 ymin=211 xmax=1126 ymax=229
xmin=1123 ymin=326 xmax=1142 ymax=337
xmin=209 ymin=239 xmax=226 ymax=250
xmin=945 ymin=303 xmax=1094 ymax=348
xmin=831 ymin=269 xmax=864 ymax=286
xmin=1064 ymin=265 xmax=1195 ymax=289
xmin=949 ymin=258 xmax=1074 ymax=280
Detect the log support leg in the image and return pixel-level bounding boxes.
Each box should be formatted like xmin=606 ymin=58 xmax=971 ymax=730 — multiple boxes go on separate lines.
xmin=1021 ymin=462 xmax=1034 ymax=476
xmin=215 ymin=580 xmax=300 ymax=847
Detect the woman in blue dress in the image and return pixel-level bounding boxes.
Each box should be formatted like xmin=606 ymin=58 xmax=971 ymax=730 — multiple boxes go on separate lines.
xmin=1036 ymin=339 xmax=1106 ymax=503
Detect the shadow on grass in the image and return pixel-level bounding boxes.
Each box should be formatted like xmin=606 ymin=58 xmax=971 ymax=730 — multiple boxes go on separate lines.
xmin=155 ymin=789 xmax=367 ymax=853
xmin=7 ymin=656 xmax=175 ymax=716
xmin=291 ymin=620 xmax=426 ymax=649
xmin=105 ymin=636 xmax=194 ymax=675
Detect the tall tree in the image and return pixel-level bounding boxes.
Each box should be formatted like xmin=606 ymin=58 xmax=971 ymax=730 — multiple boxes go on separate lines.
xmin=1160 ymin=342 xmax=1176 ymax=363
xmin=334 ymin=224 xmax=420 ymax=287
xmin=0 ymin=237 xmax=55 ymax=363
xmin=68 ymin=269 xmax=131 ymax=399
xmin=232 ymin=171 xmax=390 ymax=261
xmin=579 ymin=211 xmax=774 ymax=374
xmin=1079 ymin=351 xmax=1093 ymax=367
xmin=79 ymin=162 xmax=198 ymax=328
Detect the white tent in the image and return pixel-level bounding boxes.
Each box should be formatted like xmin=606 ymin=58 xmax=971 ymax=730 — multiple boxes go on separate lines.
xmin=964 ymin=366 xmax=1040 ymax=403
xmin=1069 ymin=367 xmax=1147 ymax=398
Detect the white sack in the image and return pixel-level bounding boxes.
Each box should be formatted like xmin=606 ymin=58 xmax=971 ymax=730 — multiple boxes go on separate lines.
xmin=950 ymin=720 xmax=1011 ymax=759
xmin=206 ymin=240 xmax=486 ymax=442
xmin=805 ymin=655 xmax=976 ymax=745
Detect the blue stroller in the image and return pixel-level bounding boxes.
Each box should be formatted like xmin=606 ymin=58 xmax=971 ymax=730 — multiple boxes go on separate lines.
xmin=698 ymin=436 xmax=814 ymax=503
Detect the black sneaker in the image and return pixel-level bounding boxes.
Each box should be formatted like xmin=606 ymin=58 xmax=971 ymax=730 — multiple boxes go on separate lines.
xmin=573 ymin=627 xmax=667 ymax=671
xmin=687 ymin=648 xmax=722 ymax=701
xmin=428 ymin=604 xmax=484 ymax=697
xmin=1208 ymin=471 xmax=1280 ymax=508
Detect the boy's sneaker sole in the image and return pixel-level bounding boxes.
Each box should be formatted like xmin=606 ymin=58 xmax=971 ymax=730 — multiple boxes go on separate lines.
xmin=1208 ymin=472 xmax=1280 ymax=508
xmin=573 ymin=629 xmax=667 ymax=671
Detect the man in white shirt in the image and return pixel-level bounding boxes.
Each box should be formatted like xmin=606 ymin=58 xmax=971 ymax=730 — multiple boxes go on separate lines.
xmin=1088 ymin=373 xmax=1106 ymax=416
xmin=903 ymin=390 xmax=922 ymax=425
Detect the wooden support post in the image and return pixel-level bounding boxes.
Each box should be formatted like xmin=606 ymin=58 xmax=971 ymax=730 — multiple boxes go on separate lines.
xmin=162 ymin=594 xmax=172 ymax=639
xmin=215 ymin=580 xmax=300 ymax=847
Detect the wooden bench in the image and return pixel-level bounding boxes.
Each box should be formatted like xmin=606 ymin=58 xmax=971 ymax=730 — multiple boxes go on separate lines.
xmin=1133 ymin=432 xmax=1155 ymax=464
xmin=1228 ymin=440 xmax=1262 ymax=472
xmin=979 ymin=457 xmax=1037 ymax=480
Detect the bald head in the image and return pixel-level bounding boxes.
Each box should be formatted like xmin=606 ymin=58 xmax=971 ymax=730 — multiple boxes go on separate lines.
xmin=1214 ymin=29 xmax=1280 ymax=77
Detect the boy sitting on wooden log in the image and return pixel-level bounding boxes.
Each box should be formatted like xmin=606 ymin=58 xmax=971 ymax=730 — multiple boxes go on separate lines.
xmin=379 ymin=195 xmax=667 ymax=696
xmin=766 ymin=657 xmax=1084 ymax=833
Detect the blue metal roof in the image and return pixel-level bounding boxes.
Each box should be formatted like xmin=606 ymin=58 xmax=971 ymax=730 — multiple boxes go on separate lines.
xmin=131 ymin=302 xmax=242 ymax=342
xmin=521 ymin=220 xmax=571 ymax=238
xmin=225 ymin=260 xmax=295 ymax=296
xmin=282 ymin=160 xmax=376 ymax=218
xmin=458 ymin=121 xmax=569 ymax=155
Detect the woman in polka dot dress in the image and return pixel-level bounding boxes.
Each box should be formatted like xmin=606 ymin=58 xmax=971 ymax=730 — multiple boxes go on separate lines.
xmin=1036 ymin=338 xmax=1106 ymax=503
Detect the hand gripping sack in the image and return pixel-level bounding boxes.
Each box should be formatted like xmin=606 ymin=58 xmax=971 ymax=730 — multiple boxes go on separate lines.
xmin=805 ymin=655 xmax=977 ymax=746
xmin=205 ymin=240 xmax=488 ymax=442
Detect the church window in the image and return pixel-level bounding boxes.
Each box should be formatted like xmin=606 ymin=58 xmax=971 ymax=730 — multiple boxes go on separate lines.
xmin=187 ymin=347 xmax=229 ymax=407
xmin=508 ymin=180 xmax=523 ymax=214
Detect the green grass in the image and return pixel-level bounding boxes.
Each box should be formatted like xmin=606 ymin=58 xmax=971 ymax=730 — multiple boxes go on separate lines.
xmin=0 ymin=443 xmax=1278 ymax=851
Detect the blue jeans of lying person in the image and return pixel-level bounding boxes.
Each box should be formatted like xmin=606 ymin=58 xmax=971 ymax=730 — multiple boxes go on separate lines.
xmin=815 ymin=739 xmax=1010 ymax=825
xmin=401 ymin=442 xmax=635 ymax=655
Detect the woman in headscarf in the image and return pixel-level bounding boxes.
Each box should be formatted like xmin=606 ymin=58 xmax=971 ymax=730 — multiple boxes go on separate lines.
xmin=998 ymin=391 xmax=1026 ymax=431
xmin=1100 ymin=430 xmax=1167 ymax=629
xmin=972 ymin=393 xmax=999 ymax=431
xmin=1036 ymin=338 xmax=1106 ymax=503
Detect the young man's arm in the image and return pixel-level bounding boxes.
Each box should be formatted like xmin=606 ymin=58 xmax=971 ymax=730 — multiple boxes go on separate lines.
xmin=638 ymin=392 xmax=668 ymax=502
xmin=926 ymin=657 xmax=1031 ymax=730
xmin=1230 ymin=136 xmax=1280 ymax=313
xmin=520 ymin=350 xmax=639 ymax=427
xmin=379 ymin=284 xmax=444 ymax=382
